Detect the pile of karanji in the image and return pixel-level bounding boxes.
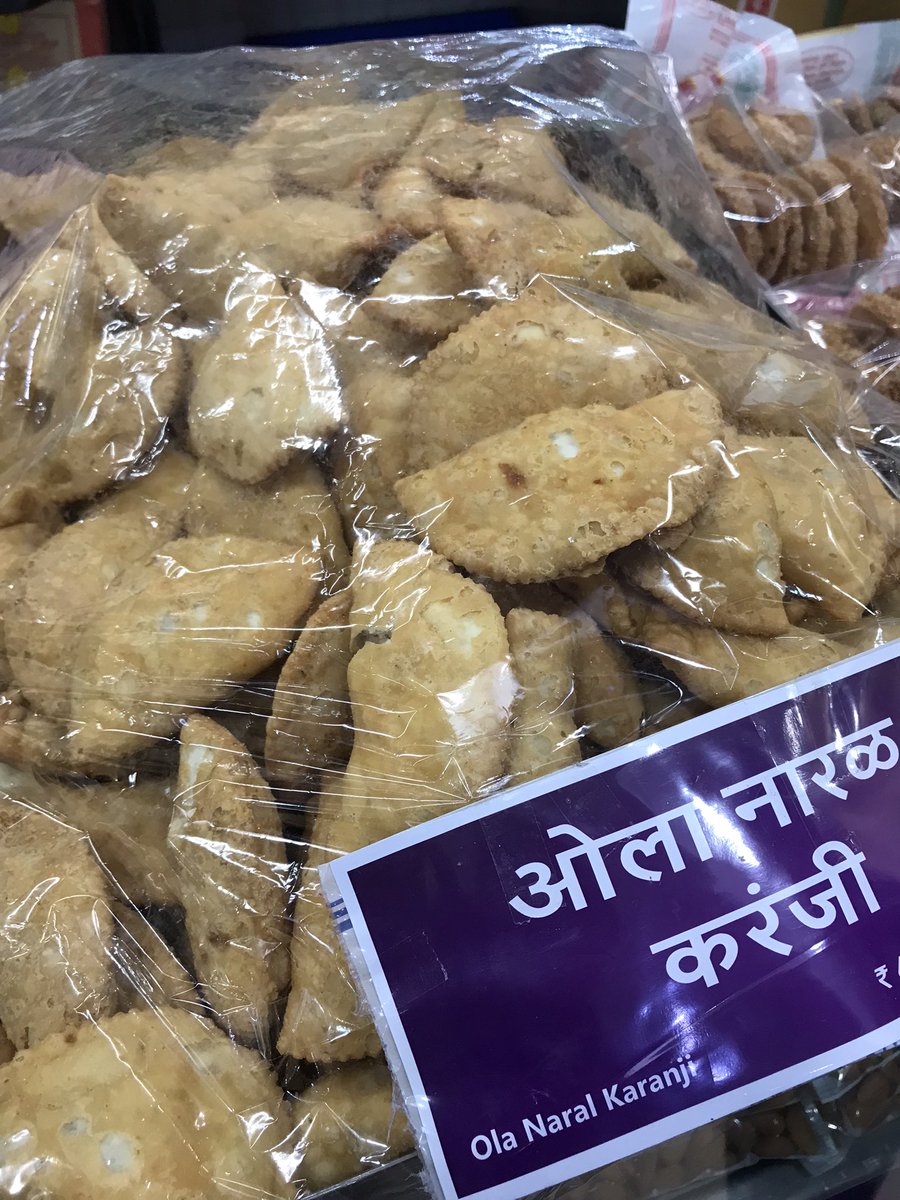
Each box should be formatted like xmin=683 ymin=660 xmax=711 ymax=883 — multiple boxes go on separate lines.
xmin=0 ymin=75 xmax=898 ymax=1200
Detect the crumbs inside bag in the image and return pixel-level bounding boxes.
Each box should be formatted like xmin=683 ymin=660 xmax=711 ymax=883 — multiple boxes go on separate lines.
xmin=0 ymin=29 xmax=898 ymax=1200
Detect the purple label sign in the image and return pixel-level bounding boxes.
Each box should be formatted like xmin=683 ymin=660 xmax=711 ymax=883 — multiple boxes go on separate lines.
xmin=321 ymin=643 xmax=900 ymax=1200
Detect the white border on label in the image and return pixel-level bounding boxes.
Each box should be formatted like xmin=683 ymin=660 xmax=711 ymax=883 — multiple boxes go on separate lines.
xmin=322 ymin=640 xmax=900 ymax=1200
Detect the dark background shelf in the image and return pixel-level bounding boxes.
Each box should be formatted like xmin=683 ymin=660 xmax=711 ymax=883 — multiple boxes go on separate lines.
xmin=0 ymin=0 xmax=626 ymax=53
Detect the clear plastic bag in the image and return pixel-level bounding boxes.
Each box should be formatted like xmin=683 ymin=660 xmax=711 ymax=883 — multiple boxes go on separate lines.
xmin=773 ymin=260 xmax=900 ymax=411
xmin=816 ymin=1047 xmax=900 ymax=1140
xmin=0 ymin=27 xmax=898 ymax=1200
xmin=542 ymin=1088 xmax=839 ymax=1200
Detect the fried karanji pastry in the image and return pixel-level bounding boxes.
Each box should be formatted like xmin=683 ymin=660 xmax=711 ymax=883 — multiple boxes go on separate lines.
xmin=169 ymin=715 xmax=292 ymax=1049
xmin=67 ymin=534 xmax=322 ymax=767
xmin=186 ymin=457 xmax=348 ymax=592
xmin=292 ymin=1060 xmax=414 ymax=1192
xmin=229 ymin=195 xmax=384 ymax=289
xmin=6 ymin=454 xmax=193 ymax=721
xmin=42 ymin=775 xmax=178 ymax=907
xmin=566 ymin=606 xmax=644 ymax=748
xmin=236 ymin=93 xmax=437 ymax=194
xmin=96 ymin=170 xmax=257 ymax=322
xmin=189 ymin=269 xmax=341 ymax=484
xmin=0 ymin=158 xmax=100 ymax=241
xmin=71 ymin=203 xmax=173 ymax=324
xmin=0 ymin=692 xmax=75 ymax=773
xmin=368 ymin=232 xmax=480 ymax=341
xmin=397 ymin=385 xmax=724 ymax=583
xmin=329 ymin=296 xmax=427 ymax=379
xmin=0 ymin=521 xmax=51 ymax=682
xmin=0 ymin=230 xmax=185 ymax=522
xmin=441 ymin=196 xmax=632 ymax=295
xmin=638 ymin=672 xmax=709 ymax=734
xmin=418 ymin=114 xmax=575 ymax=214
xmin=265 ymin=590 xmax=353 ymax=792
xmin=627 ymin=281 xmax=779 ymax=388
xmin=91 ymin=445 xmax=195 ymax=523
xmin=111 ymin=900 xmax=197 ymax=1013
xmin=279 ymin=540 xmax=513 ymax=1061
xmin=737 ymin=436 xmax=886 ymax=624
xmin=615 ymin=445 xmax=789 ymax=635
xmin=129 ymin=133 xmax=226 ymax=177
xmin=581 ymin=188 xmax=697 ymax=278
xmin=372 ymin=163 xmax=445 ymax=237
xmin=506 ymin=607 xmax=580 ymax=783
xmin=826 ymin=615 xmax=900 ymax=657
xmin=332 ymin=433 xmax=412 ymax=544
xmin=186 ymin=456 xmax=345 ymax=568
xmin=403 ymin=279 xmax=670 ymax=474
xmin=332 ymin=362 xmax=419 ymax=541
xmin=0 ymin=797 xmax=116 ymax=1049
xmin=608 ymin=595 xmax=849 ymax=707
xmin=0 ymin=1009 xmax=294 ymax=1199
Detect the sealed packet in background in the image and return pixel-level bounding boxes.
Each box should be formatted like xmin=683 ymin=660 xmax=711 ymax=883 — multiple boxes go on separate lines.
xmin=801 ymin=19 xmax=900 ymax=124
xmin=628 ymin=0 xmax=897 ymax=286
xmin=768 ymin=23 xmax=900 ymax=405
xmin=687 ymin=94 xmax=895 ymax=284
xmin=0 ymin=23 xmax=898 ymax=1200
